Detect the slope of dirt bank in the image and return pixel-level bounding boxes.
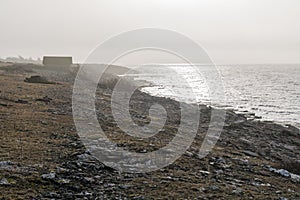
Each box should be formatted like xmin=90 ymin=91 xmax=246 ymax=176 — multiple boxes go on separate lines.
xmin=0 ymin=65 xmax=299 ymax=199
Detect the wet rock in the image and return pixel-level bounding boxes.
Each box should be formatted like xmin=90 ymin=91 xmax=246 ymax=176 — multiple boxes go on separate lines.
xmin=42 ymin=192 xmax=60 ymax=198
xmin=290 ymin=173 xmax=300 ymax=182
xmin=132 ymin=195 xmax=145 ymax=200
xmin=232 ymin=187 xmax=243 ymax=195
xmin=239 ymin=159 xmax=249 ymax=165
xmin=268 ymin=167 xmax=300 ymax=182
xmin=41 ymin=172 xmax=56 ymax=180
xmin=139 ymin=149 xmax=147 ymax=153
xmin=75 ymin=191 xmax=93 ymax=197
xmin=119 ymin=184 xmax=132 ymax=189
xmin=0 ymin=178 xmax=10 ymax=186
xmin=208 ymin=185 xmax=219 ymax=191
xmin=83 ymin=177 xmax=95 ymax=183
xmin=232 ymin=119 xmax=246 ymax=125
xmin=216 ymin=157 xmax=226 ymax=164
xmin=277 ymin=169 xmax=291 ymax=177
xmin=77 ymin=151 xmax=91 ymax=158
xmin=243 ymin=150 xmax=259 ymax=157
xmin=269 ymin=168 xmax=290 ymax=177
xmin=0 ymin=161 xmax=13 ymax=170
xmin=200 ymin=170 xmax=210 ymax=175
xmin=184 ymin=151 xmax=193 ymax=157
xmin=278 ymin=197 xmax=288 ymax=200
xmin=104 ymin=183 xmax=116 ymax=188
xmin=0 ymin=161 xmax=12 ymax=168
xmin=56 ymin=167 xmax=69 ymax=173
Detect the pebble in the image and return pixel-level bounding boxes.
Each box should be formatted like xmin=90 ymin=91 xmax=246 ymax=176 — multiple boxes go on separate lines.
xmin=119 ymin=184 xmax=132 ymax=189
xmin=0 ymin=161 xmax=12 ymax=167
xmin=269 ymin=168 xmax=290 ymax=177
xmin=41 ymin=172 xmax=56 ymax=180
xmin=199 ymin=170 xmax=210 ymax=175
xmin=290 ymin=173 xmax=300 ymax=182
xmin=185 ymin=151 xmax=193 ymax=157
xmin=243 ymin=150 xmax=259 ymax=157
xmin=0 ymin=178 xmax=10 ymax=186
xmin=278 ymin=197 xmax=288 ymax=200
xmin=209 ymin=185 xmax=219 ymax=191
xmin=232 ymin=187 xmax=243 ymax=195
xmin=277 ymin=169 xmax=290 ymax=177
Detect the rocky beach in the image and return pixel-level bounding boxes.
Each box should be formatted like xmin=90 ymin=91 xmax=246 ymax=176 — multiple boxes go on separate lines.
xmin=0 ymin=63 xmax=299 ymax=199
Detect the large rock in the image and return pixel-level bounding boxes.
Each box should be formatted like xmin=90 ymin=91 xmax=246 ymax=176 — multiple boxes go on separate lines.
xmin=24 ymin=75 xmax=55 ymax=84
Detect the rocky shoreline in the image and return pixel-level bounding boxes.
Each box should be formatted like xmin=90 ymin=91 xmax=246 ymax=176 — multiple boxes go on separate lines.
xmin=0 ymin=64 xmax=299 ymax=199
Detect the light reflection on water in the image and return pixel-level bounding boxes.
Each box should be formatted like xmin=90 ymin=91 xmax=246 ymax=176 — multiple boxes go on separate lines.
xmin=127 ymin=64 xmax=300 ymax=128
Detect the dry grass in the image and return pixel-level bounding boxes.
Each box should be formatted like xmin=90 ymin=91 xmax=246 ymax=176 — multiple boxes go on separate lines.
xmin=0 ymin=72 xmax=299 ymax=199
xmin=0 ymin=75 xmax=76 ymax=165
xmin=0 ymin=75 xmax=78 ymax=199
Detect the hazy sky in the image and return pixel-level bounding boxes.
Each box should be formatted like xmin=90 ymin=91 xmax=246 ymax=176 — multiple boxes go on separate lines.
xmin=0 ymin=0 xmax=299 ymax=64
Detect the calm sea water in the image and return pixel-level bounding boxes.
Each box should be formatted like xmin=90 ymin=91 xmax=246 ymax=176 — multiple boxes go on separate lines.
xmin=129 ymin=64 xmax=300 ymax=128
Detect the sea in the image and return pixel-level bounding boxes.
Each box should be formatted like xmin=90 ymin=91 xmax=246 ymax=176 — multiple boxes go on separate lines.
xmin=126 ymin=64 xmax=300 ymax=129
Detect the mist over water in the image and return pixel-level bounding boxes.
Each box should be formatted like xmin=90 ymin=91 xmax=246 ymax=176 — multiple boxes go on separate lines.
xmin=130 ymin=64 xmax=300 ymax=128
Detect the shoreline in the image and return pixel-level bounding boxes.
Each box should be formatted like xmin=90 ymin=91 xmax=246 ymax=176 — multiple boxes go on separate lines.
xmin=127 ymin=65 xmax=300 ymax=130
xmin=137 ymin=82 xmax=300 ymax=131
xmin=0 ymin=63 xmax=299 ymax=199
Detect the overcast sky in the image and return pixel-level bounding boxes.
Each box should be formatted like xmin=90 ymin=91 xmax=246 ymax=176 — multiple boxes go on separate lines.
xmin=0 ymin=0 xmax=299 ymax=64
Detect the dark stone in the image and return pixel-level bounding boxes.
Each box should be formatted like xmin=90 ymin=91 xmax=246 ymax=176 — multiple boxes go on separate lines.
xmin=243 ymin=150 xmax=259 ymax=157
xmin=24 ymin=75 xmax=56 ymax=84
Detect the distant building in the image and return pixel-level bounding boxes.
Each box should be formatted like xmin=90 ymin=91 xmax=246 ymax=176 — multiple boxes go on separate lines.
xmin=43 ymin=56 xmax=73 ymax=66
